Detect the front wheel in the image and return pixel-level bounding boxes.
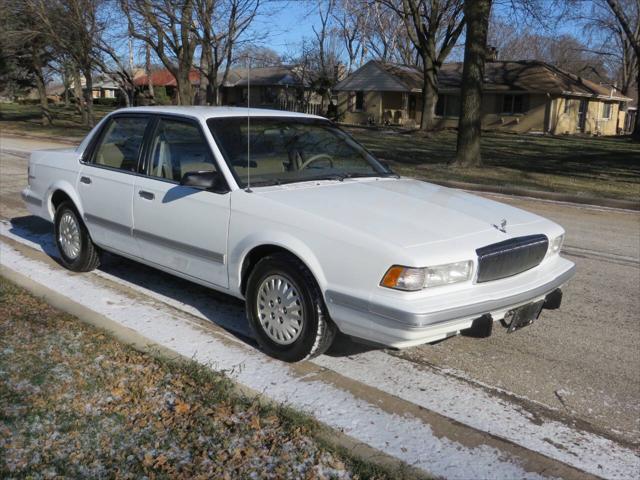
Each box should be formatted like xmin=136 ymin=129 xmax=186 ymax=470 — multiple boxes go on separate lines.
xmin=54 ymin=201 xmax=100 ymax=272
xmin=245 ymin=253 xmax=336 ymax=362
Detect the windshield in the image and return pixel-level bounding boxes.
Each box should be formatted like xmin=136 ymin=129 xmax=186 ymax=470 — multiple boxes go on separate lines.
xmin=207 ymin=117 xmax=392 ymax=187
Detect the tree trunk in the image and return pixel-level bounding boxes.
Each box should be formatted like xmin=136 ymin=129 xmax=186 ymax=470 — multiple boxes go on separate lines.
xmin=119 ymin=87 xmax=131 ymax=107
xmin=419 ymin=60 xmax=438 ymax=130
xmin=72 ymin=67 xmax=88 ymax=126
xmin=62 ymin=70 xmax=70 ymax=108
xmin=82 ymin=68 xmax=95 ymax=127
xmin=32 ymin=50 xmax=51 ymax=126
xmin=145 ymin=43 xmax=154 ymax=100
xmin=34 ymin=65 xmax=51 ymax=126
xmin=175 ymin=68 xmax=192 ymax=105
xmin=634 ymin=66 xmax=640 ymax=139
xmin=450 ymin=0 xmax=492 ymax=168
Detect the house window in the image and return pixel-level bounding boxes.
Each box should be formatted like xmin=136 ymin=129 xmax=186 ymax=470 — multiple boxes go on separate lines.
xmin=501 ymin=94 xmax=526 ymax=114
xmin=564 ymin=99 xmax=571 ymax=113
xmin=602 ymin=103 xmax=612 ymax=120
xmin=355 ymin=91 xmax=364 ymax=111
xmin=435 ymin=95 xmax=460 ymax=118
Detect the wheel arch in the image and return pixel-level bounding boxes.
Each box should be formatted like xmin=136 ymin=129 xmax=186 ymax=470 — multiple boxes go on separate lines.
xmin=46 ymin=182 xmax=84 ymax=222
xmin=234 ymin=237 xmax=328 ymax=298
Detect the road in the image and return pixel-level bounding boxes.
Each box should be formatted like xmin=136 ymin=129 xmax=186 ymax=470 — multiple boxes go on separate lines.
xmin=1 ymin=133 xmax=639 ymax=465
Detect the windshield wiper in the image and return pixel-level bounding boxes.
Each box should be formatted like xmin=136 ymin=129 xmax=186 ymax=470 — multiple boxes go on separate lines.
xmin=342 ymin=172 xmax=400 ymax=180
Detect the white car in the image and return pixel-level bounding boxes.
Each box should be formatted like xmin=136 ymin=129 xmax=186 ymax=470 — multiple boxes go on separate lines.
xmin=22 ymin=106 xmax=575 ymax=361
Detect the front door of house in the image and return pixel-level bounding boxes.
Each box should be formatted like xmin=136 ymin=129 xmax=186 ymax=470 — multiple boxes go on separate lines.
xmin=577 ymin=99 xmax=588 ymax=132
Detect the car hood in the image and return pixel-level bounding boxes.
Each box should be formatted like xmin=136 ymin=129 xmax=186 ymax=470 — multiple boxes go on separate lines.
xmin=255 ymin=178 xmax=547 ymax=249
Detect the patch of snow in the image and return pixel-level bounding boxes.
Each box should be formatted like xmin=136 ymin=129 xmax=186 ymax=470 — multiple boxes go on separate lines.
xmin=2 ymin=240 xmax=554 ymax=480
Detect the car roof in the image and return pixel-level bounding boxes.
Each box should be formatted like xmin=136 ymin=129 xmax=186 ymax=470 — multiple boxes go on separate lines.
xmin=112 ymin=106 xmax=326 ymax=121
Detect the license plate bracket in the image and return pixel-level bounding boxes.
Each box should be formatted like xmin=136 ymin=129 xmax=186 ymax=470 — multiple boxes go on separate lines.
xmin=504 ymin=300 xmax=545 ymax=333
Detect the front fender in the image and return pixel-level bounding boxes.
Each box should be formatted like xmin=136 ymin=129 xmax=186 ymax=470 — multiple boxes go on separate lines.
xmin=229 ymin=231 xmax=329 ymax=298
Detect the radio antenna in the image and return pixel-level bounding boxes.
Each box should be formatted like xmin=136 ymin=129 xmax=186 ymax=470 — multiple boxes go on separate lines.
xmin=245 ymin=56 xmax=252 ymax=192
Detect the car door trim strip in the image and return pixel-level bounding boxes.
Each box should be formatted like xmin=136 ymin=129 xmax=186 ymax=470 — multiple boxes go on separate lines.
xmin=84 ymin=213 xmax=132 ymax=236
xmin=134 ymin=229 xmax=226 ymax=264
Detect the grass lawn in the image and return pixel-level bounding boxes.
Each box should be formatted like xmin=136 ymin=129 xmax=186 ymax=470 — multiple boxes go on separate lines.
xmin=1 ymin=103 xmax=638 ymax=201
xmin=0 ymin=277 xmax=414 ymax=479
xmin=347 ymin=127 xmax=640 ymax=201
xmin=0 ymin=103 xmax=112 ymax=140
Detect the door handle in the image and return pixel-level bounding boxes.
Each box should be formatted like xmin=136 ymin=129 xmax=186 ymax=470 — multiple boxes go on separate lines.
xmin=138 ymin=190 xmax=155 ymax=200
xmin=80 ymin=176 xmax=92 ymax=184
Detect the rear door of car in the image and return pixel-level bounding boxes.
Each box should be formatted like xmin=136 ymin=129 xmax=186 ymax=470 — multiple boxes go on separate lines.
xmin=132 ymin=115 xmax=231 ymax=288
xmin=78 ymin=114 xmax=152 ymax=257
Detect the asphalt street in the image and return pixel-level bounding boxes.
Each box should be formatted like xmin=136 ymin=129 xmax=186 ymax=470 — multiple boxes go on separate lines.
xmin=2 ymin=133 xmax=639 ymax=448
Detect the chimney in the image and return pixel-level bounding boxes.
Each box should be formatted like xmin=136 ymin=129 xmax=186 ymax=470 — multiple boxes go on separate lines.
xmin=487 ymin=46 xmax=498 ymax=62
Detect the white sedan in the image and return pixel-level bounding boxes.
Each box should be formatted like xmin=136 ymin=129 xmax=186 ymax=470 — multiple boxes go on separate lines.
xmin=22 ymin=106 xmax=575 ymax=361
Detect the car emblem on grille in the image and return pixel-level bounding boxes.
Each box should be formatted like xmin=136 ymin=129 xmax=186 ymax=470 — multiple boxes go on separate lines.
xmin=493 ymin=219 xmax=507 ymax=233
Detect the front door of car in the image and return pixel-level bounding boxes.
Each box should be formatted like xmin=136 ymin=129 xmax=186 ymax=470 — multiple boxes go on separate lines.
xmin=132 ymin=116 xmax=231 ymax=288
xmin=78 ymin=115 xmax=151 ymax=257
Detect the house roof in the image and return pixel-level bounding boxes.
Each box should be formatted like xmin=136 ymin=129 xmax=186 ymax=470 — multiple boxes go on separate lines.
xmin=133 ymin=69 xmax=200 ymax=87
xmin=335 ymin=60 xmax=633 ymax=101
xmin=219 ymin=65 xmax=303 ymax=87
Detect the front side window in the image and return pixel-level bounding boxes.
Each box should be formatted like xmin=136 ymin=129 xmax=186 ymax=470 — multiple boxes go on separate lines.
xmin=93 ymin=116 xmax=149 ymax=171
xmin=208 ymin=117 xmax=392 ymax=188
xmin=146 ymin=118 xmax=217 ymax=182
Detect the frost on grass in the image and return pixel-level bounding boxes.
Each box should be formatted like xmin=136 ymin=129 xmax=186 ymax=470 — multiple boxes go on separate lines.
xmin=0 ymin=278 xmax=362 ymax=479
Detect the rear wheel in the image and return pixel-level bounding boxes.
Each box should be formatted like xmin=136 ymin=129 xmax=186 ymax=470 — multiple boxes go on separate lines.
xmin=54 ymin=201 xmax=100 ymax=272
xmin=245 ymin=253 xmax=336 ymax=362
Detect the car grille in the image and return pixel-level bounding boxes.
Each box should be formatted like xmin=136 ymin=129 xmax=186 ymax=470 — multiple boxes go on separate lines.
xmin=476 ymin=234 xmax=548 ymax=283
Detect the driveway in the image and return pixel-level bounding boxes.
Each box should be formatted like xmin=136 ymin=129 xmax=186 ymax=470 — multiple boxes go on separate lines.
xmin=2 ymin=133 xmax=639 ymax=477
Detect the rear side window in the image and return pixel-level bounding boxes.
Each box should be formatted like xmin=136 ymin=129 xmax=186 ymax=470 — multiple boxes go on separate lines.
xmin=93 ymin=117 xmax=149 ymax=171
xmin=146 ymin=118 xmax=217 ymax=182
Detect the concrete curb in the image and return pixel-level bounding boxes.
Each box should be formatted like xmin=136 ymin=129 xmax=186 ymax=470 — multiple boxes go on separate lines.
xmin=0 ymin=264 xmax=429 ymax=480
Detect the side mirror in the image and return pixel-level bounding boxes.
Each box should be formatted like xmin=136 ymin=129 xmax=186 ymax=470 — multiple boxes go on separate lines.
xmin=180 ymin=171 xmax=229 ymax=193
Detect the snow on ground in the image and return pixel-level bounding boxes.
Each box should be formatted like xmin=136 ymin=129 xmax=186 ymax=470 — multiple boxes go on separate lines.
xmin=1 ymin=241 xmax=547 ymax=480
xmin=2 ymin=220 xmax=640 ymax=479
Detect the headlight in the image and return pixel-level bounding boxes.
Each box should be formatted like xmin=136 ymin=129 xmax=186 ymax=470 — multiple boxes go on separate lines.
xmin=546 ymin=234 xmax=564 ymax=258
xmin=381 ymin=260 xmax=474 ymax=291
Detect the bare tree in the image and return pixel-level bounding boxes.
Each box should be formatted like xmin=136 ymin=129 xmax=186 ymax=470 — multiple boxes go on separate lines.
xmin=194 ymin=0 xmax=261 ymax=105
xmin=332 ymin=0 xmax=370 ymax=73
xmin=601 ymin=0 xmax=639 ymax=137
xmin=1 ymin=0 xmax=55 ymax=125
xmin=450 ymin=0 xmax=493 ymax=168
xmin=235 ymin=45 xmax=283 ymax=67
xmin=27 ymin=0 xmax=105 ymax=126
xmin=381 ymin=0 xmax=466 ymax=130
xmin=581 ymin=1 xmax=638 ymax=97
xmin=121 ymin=0 xmax=198 ymax=105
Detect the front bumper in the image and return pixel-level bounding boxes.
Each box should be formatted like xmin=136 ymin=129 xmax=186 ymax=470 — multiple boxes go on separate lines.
xmin=325 ymin=256 xmax=576 ymax=348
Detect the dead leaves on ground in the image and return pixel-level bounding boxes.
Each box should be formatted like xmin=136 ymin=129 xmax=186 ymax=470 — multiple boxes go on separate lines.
xmin=0 ymin=279 xmax=356 ymax=479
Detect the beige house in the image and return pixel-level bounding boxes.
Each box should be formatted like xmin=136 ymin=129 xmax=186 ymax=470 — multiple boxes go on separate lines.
xmin=335 ymin=60 xmax=632 ymax=135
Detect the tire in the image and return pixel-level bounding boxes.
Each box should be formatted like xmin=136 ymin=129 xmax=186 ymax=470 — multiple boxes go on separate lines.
xmin=245 ymin=253 xmax=337 ymax=362
xmin=54 ymin=201 xmax=100 ymax=272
